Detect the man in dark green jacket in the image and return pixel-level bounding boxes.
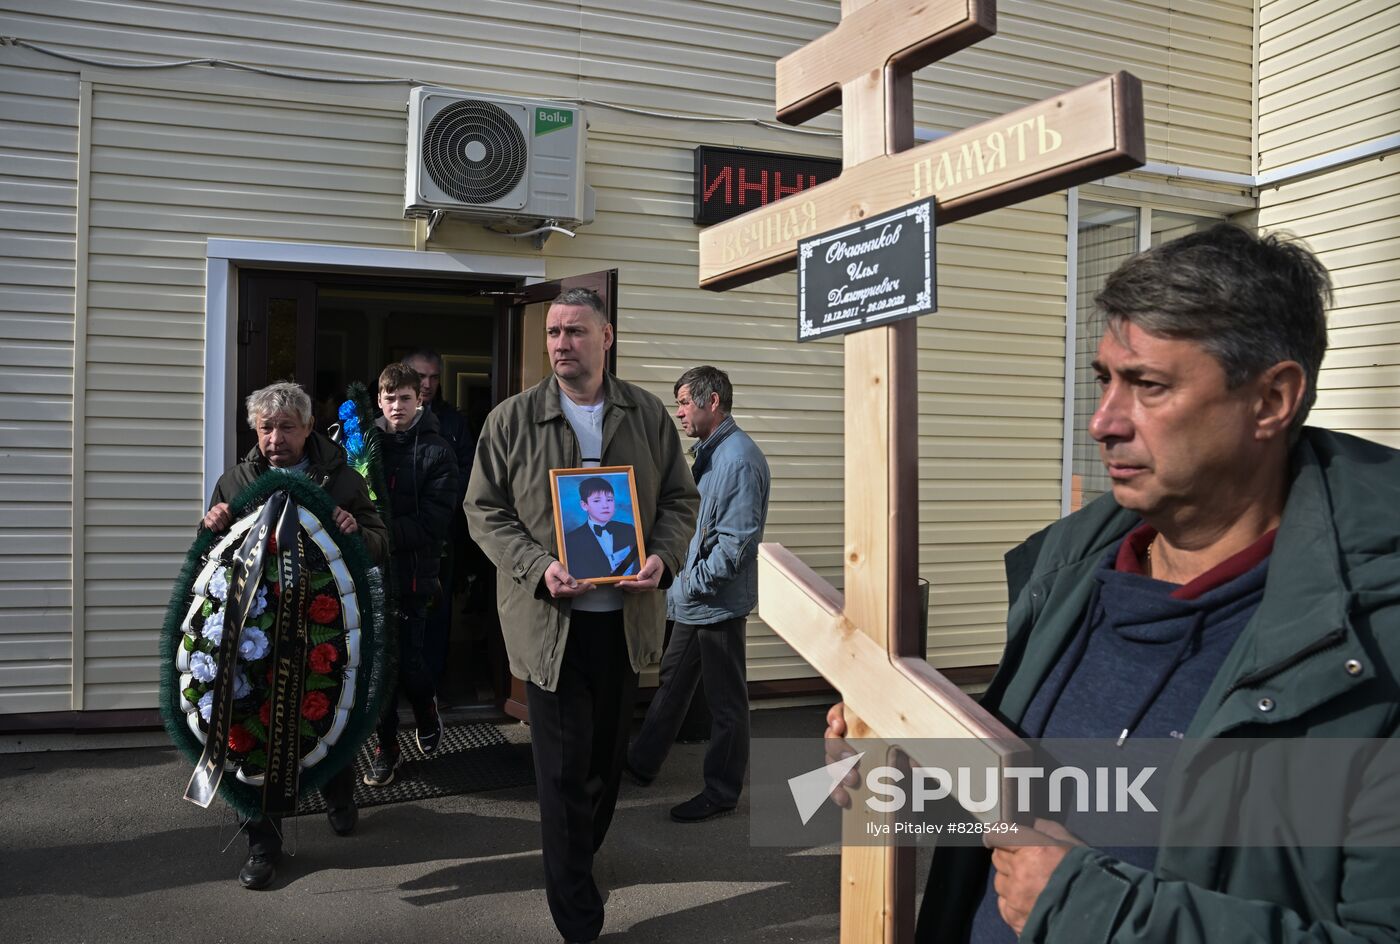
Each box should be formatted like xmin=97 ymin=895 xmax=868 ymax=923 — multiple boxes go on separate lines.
xmin=829 ymin=224 xmax=1400 ymax=942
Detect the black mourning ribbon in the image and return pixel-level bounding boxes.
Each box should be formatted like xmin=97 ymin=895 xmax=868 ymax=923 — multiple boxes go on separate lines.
xmin=184 ymin=493 xmax=285 ymax=808
xmin=610 ymin=546 xmax=640 ymax=578
xmin=262 ymin=500 xmax=310 ymax=817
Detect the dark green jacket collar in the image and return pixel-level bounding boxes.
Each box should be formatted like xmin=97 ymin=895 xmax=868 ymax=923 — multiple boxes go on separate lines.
xmin=991 ymin=428 xmax=1387 ymax=736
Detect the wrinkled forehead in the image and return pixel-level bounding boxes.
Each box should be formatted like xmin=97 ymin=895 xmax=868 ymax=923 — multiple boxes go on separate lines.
xmin=254 ymin=410 xmax=310 ymax=429
xmin=406 ymin=357 xmax=440 ymax=376
xmin=547 ymin=302 xmax=607 ymax=328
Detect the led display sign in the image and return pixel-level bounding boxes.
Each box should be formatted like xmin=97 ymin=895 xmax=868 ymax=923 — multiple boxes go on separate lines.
xmin=693 ymin=146 xmax=841 ymax=226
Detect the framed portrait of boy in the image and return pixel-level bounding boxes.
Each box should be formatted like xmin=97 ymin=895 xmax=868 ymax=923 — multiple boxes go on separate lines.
xmin=550 ymin=465 xmax=647 ymax=584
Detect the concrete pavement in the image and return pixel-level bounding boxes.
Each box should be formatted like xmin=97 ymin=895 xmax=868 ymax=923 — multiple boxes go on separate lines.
xmin=0 ymin=705 xmax=882 ymax=944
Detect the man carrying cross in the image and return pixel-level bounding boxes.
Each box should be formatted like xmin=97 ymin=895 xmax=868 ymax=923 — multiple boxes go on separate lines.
xmin=829 ymin=224 xmax=1400 ymax=942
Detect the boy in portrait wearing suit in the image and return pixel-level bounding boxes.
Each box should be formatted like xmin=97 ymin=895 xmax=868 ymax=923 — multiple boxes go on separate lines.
xmin=564 ymin=476 xmax=638 ymax=579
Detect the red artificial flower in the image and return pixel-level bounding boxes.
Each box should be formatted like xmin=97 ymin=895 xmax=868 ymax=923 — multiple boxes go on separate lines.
xmin=228 ymin=724 xmax=255 ymax=753
xmin=307 ymin=642 xmax=339 ymax=675
xmin=258 ymin=701 xmax=271 ymax=726
xmin=267 ymin=536 xmax=278 ymax=555
xmin=308 ymin=593 xmax=340 ymax=625
xmin=266 ymin=667 xmax=275 ymax=684
xmin=301 ymin=690 xmax=330 ymax=722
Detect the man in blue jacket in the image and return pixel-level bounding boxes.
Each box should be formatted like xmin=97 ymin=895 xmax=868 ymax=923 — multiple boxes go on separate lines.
xmin=827 ymin=223 xmax=1400 ymax=942
xmin=628 ymin=365 xmax=771 ymax=822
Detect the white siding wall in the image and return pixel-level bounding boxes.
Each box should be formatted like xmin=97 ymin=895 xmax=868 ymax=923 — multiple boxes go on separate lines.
xmin=1256 ymin=0 xmax=1400 ymax=447
xmin=928 ymin=0 xmax=1255 ymax=174
xmin=0 ymin=0 xmax=1257 ymax=709
xmin=0 ymin=51 xmax=77 ymax=713
xmin=1257 ymin=0 xmax=1400 ymax=173
xmin=1258 ymin=161 xmax=1400 ymax=447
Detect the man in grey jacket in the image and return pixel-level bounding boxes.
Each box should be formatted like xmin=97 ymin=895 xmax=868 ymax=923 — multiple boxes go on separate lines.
xmin=466 ymin=287 xmax=698 ymax=944
xmin=628 ymin=366 xmax=771 ymax=822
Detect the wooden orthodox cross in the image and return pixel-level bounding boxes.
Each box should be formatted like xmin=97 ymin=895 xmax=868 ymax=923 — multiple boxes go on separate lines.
xmin=697 ymin=1 xmax=1144 ymax=941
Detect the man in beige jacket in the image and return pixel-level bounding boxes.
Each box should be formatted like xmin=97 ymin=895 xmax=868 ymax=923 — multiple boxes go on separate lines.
xmin=466 ymin=286 xmax=698 ymax=944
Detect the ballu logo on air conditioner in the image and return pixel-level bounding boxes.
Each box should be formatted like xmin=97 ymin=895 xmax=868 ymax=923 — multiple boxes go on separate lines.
xmin=535 ymin=108 xmax=574 ymax=135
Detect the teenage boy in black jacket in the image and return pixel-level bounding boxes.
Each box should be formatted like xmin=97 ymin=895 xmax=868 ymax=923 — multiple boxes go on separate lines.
xmin=363 ymin=362 xmax=458 ymax=786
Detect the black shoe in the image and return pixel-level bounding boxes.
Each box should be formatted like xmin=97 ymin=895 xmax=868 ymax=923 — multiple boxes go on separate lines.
xmin=670 ymin=793 xmax=735 ymax=823
xmin=415 ymin=698 xmax=444 ymax=756
xmin=238 ymin=851 xmax=278 ymax=890
xmin=363 ymin=745 xmax=402 ymax=787
xmin=327 ymin=801 xmax=358 ymax=836
xmin=623 ymin=757 xmax=654 ymax=787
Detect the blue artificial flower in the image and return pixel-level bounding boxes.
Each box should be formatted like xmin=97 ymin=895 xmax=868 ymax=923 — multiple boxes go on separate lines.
xmin=207 ymin=567 xmax=230 ymax=602
xmin=346 ymin=431 xmax=364 ymax=456
xmin=338 ymin=401 xmax=357 ymax=422
xmin=200 ymin=609 xmax=224 ymax=646
xmin=238 ymin=626 xmax=270 ymax=662
xmin=232 ymin=670 xmax=252 ymax=700
xmin=343 ymin=413 xmax=360 ymax=435
xmin=247 ymin=585 xmax=269 ymax=619
xmin=198 ymin=690 xmax=214 ymax=721
xmin=191 ymin=650 xmax=218 ymax=683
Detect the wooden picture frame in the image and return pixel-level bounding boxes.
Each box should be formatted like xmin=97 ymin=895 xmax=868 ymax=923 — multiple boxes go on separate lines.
xmin=549 ymin=465 xmax=646 ymax=584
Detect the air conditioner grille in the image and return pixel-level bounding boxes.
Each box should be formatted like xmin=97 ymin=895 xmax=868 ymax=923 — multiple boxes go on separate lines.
xmin=422 ymin=99 xmax=527 ymax=204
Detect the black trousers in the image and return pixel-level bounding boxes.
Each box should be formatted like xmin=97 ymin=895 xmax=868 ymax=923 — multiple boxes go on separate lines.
xmin=378 ymin=595 xmax=437 ymax=746
xmin=245 ymin=762 xmax=356 ymax=856
xmin=424 ymin=566 xmax=452 ymax=682
xmin=628 ymin=616 xmax=750 ymax=806
xmin=525 ymin=609 xmax=638 ymax=943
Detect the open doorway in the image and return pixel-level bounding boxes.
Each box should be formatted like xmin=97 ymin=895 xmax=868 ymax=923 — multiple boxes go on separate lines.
xmin=237 ymin=270 xmax=513 ymax=713
xmin=234 ymin=266 xmax=617 ymax=720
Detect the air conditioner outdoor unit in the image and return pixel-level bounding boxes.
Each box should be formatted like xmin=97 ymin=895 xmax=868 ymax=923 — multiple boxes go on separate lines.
xmin=404 ymin=87 xmax=594 ymax=231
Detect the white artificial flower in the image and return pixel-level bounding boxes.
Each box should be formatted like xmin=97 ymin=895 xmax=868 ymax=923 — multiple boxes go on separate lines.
xmin=238 ymin=627 xmax=270 ymax=662
xmin=207 ymin=567 xmax=230 ymax=602
xmin=232 ymin=670 xmax=251 ymax=700
xmin=190 ymin=651 xmax=218 ymax=683
xmin=198 ymin=690 xmax=214 ymax=721
xmin=200 ymin=609 xmax=224 ymax=646
xmin=247 ymin=585 xmax=270 ymax=619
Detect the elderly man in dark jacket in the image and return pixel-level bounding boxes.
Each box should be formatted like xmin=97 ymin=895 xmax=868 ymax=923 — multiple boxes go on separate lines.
xmin=203 ymin=381 xmax=389 ymax=891
xmin=362 ymin=362 xmax=458 ymax=788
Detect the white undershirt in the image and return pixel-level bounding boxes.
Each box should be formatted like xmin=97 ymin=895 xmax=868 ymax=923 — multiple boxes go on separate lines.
xmin=559 ymin=391 xmax=622 ymax=613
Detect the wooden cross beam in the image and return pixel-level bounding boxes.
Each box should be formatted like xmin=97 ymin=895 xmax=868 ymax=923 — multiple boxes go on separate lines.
xmin=695 ymin=1 xmax=1145 ymax=941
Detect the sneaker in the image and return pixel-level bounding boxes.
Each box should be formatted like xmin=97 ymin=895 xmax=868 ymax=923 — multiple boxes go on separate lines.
xmin=238 ymin=851 xmax=278 ymax=890
xmin=415 ymin=698 xmax=444 ymax=756
xmin=363 ymin=745 xmax=402 ymax=787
